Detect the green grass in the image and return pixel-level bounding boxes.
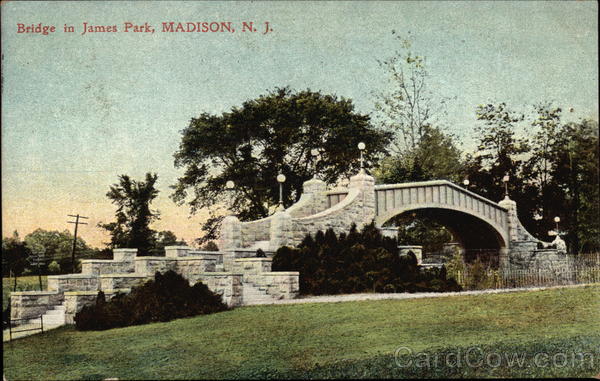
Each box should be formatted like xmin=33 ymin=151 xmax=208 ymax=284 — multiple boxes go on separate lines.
xmin=2 ymin=275 xmax=48 ymax=308
xmin=3 ymin=285 xmax=600 ymax=379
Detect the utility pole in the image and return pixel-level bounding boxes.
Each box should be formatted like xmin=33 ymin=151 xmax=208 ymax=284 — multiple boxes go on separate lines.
xmin=68 ymin=214 xmax=88 ymax=273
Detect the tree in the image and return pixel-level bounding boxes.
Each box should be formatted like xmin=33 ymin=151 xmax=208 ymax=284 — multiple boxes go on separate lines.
xmin=149 ymin=230 xmax=187 ymax=256
xmin=171 ymin=87 xmax=391 ymax=242
xmin=374 ymin=31 xmax=451 ymax=154
xmin=374 ymin=125 xmax=464 ymax=184
xmin=23 ymin=229 xmax=91 ymax=274
xmin=99 ymin=173 xmax=160 ymax=256
xmin=2 ymin=231 xmax=30 ymax=290
xmin=466 ymin=103 xmax=529 ymax=202
xmin=550 ymin=119 xmax=599 ymax=253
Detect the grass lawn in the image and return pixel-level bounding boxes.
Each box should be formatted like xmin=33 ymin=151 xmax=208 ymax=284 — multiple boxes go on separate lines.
xmin=3 ymin=285 xmax=600 ymax=379
xmin=2 ymin=275 xmax=48 ymax=309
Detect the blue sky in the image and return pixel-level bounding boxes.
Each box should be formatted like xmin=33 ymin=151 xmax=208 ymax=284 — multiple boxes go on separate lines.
xmin=2 ymin=1 xmax=597 ymax=246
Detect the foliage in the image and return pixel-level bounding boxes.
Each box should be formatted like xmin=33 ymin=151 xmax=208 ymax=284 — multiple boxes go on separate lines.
xmin=75 ymin=270 xmax=228 ymax=330
xmin=374 ymin=126 xmax=464 ymax=184
xmin=374 ymin=31 xmax=450 ymax=153
xmin=200 ymin=241 xmax=219 ymax=252
xmin=255 ymin=248 xmax=266 ymax=258
xmin=392 ymin=214 xmax=453 ymax=253
xmin=21 ymin=229 xmax=91 ymax=274
xmin=4 ymin=286 xmax=599 ymax=379
xmin=171 ymin=87 xmax=391 ymax=242
xmin=2 ymin=231 xmax=30 ymax=279
xmin=149 ymin=230 xmax=187 ymax=256
xmin=47 ymin=261 xmax=60 ymax=274
xmin=272 ymin=222 xmax=461 ymax=295
xmin=98 ymin=173 xmax=160 ymax=256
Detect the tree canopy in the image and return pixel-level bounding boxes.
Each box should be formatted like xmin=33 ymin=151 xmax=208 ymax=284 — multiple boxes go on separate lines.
xmin=172 ymin=87 xmax=391 ymax=242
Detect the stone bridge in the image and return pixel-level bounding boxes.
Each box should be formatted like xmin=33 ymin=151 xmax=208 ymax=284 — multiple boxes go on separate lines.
xmin=221 ymin=169 xmax=569 ymax=272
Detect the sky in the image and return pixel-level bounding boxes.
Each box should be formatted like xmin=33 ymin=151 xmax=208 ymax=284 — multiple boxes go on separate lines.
xmin=1 ymin=1 xmax=598 ymax=248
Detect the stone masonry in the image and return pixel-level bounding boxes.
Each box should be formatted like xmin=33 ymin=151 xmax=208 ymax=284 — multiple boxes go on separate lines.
xmin=10 ymin=247 xmax=299 ymax=327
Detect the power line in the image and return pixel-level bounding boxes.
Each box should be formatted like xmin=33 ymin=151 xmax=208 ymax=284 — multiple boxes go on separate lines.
xmin=67 ymin=214 xmax=89 ymax=272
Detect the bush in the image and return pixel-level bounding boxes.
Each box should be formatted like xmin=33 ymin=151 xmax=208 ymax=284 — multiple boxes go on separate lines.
xmin=272 ymin=222 xmax=461 ymax=295
xmin=75 ymin=270 xmax=228 ymax=330
xmin=47 ymin=261 xmax=60 ymax=274
xmin=256 ymin=248 xmax=266 ymax=258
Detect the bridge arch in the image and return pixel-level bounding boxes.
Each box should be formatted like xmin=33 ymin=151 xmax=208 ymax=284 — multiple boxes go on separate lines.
xmin=376 ymin=204 xmax=508 ymax=252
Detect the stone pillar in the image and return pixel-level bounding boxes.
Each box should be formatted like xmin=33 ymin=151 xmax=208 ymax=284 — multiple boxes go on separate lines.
xmin=398 ymin=245 xmax=423 ymax=265
xmin=165 ymin=246 xmax=192 ymax=258
xmin=219 ymin=215 xmax=242 ymax=250
xmin=498 ymin=196 xmax=519 ymax=243
xmin=269 ymin=210 xmax=293 ymax=251
xmin=298 ymin=177 xmax=329 ymax=214
xmin=348 ymin=170 xmax=376 ymax=228
xmin=113 ymin=248 xmax=137 ymax=262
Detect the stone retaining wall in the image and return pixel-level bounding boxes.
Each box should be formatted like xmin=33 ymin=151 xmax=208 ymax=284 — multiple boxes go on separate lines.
xmin=10 ymin=291 xmax=63 ymax=321
xmin=135 ymin=257 xmax=178 ymax=275
xmin=64 ymin=289 xmax=126 ymax=324
xmin=193 ymin=273 xmax=243 ymax=306
xmin=47 ymin=274 xmax=99 ymax=292
xmin=81 ymin=259 xmax=135 ymax=276
xmin=99 ymin=274 xmax=152 ymax=291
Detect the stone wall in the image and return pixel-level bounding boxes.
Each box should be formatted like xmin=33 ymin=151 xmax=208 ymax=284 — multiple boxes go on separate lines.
xmin=63 ymin=290 xmax=124 ymax=324
xmin=99 ymin=274 xmax=152 ymax=291
xmin=81 ymin=259 xmax=135 ymax=276
xmin=10 ymin=291 xmax=63 ymax=321
xmin=47 ymin=274 xmax=99 ymax=292
xmin=193 ymin=273 xmax=243 ymax=306
xmin=134 ymin=257 xmax=178 ymax=275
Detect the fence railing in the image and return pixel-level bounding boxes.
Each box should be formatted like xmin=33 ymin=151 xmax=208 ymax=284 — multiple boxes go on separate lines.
xmin=6 ymin=316 xmax=44 ymax=341
xmin=451 ymin=265 xmax=600 ymax=290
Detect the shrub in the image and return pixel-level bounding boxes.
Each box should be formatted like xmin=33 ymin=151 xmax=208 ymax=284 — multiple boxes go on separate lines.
xmin=75 ymin=270 xmax=228 ymax=330
xmin=47 ymin=261 xmax=60 ymax=274
xmin=272 ymin=222 xmax=461 ymax=295
xmin=255 ymin=248 xmax=266 ymax=258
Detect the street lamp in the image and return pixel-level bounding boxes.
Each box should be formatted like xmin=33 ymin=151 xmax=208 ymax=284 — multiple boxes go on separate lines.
xmin=554 ymin=216 xmax=560 ymax=233
xmin=502 ymin=173 xmax=510 ymax=198
xmin=225 ymin=180 xmax=235 ymax=216
xmin=311 ymin=148 xmax=320 ymax=178
xmin=463 ymin=178 xmax=470 ymax=188
xmin=276 ymin=173 xmax=286 ymax=210
xmin=357 ymin=142 xmax=366 ymax=171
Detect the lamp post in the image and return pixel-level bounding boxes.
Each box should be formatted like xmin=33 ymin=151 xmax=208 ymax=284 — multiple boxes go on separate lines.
xmin=463 ymin=178 xmax=470 ymax=189
xmin=225 ymin=180 xmax=235 ymax=216
xmin=554 ymin=216 xmax=560 ymax=234
xmin=357 ymin=142 xmax=366 ymax=171
xmin=276 ymin=173 xmax=286 ymax=210
xmin=311 ymin=148 xmax=320 ymax=178
xmin=502 ymin=173 xmax=510 ymax=198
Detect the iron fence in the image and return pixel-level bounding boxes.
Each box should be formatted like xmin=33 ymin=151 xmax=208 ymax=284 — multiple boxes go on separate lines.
xmin=6 ymin=316 xmax=44 ymax=341
xmin=452 ymin=265 xmax=600 ymax=290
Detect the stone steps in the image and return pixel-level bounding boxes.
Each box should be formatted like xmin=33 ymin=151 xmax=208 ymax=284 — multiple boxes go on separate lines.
xmin=25 ymin=303 xmax=66 ymax=326
xmin=242 ymin=282 xmax=277 ymax=304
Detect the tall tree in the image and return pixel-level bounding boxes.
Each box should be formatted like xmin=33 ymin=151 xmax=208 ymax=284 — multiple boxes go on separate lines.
xmin=171 ymin=87 xmax=390 ymax=242
xmin=374 ymin=31 xmax=450 ymax=154
xmin=466 ymin=102 xmax=529 ymax=202
xmin=551 ymin=119 xmax=599 ymax=253
xmin=99 ymin=173 xmax=160 ymax=256
xmin=375 ymin=126 xmax=464 ymax=184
